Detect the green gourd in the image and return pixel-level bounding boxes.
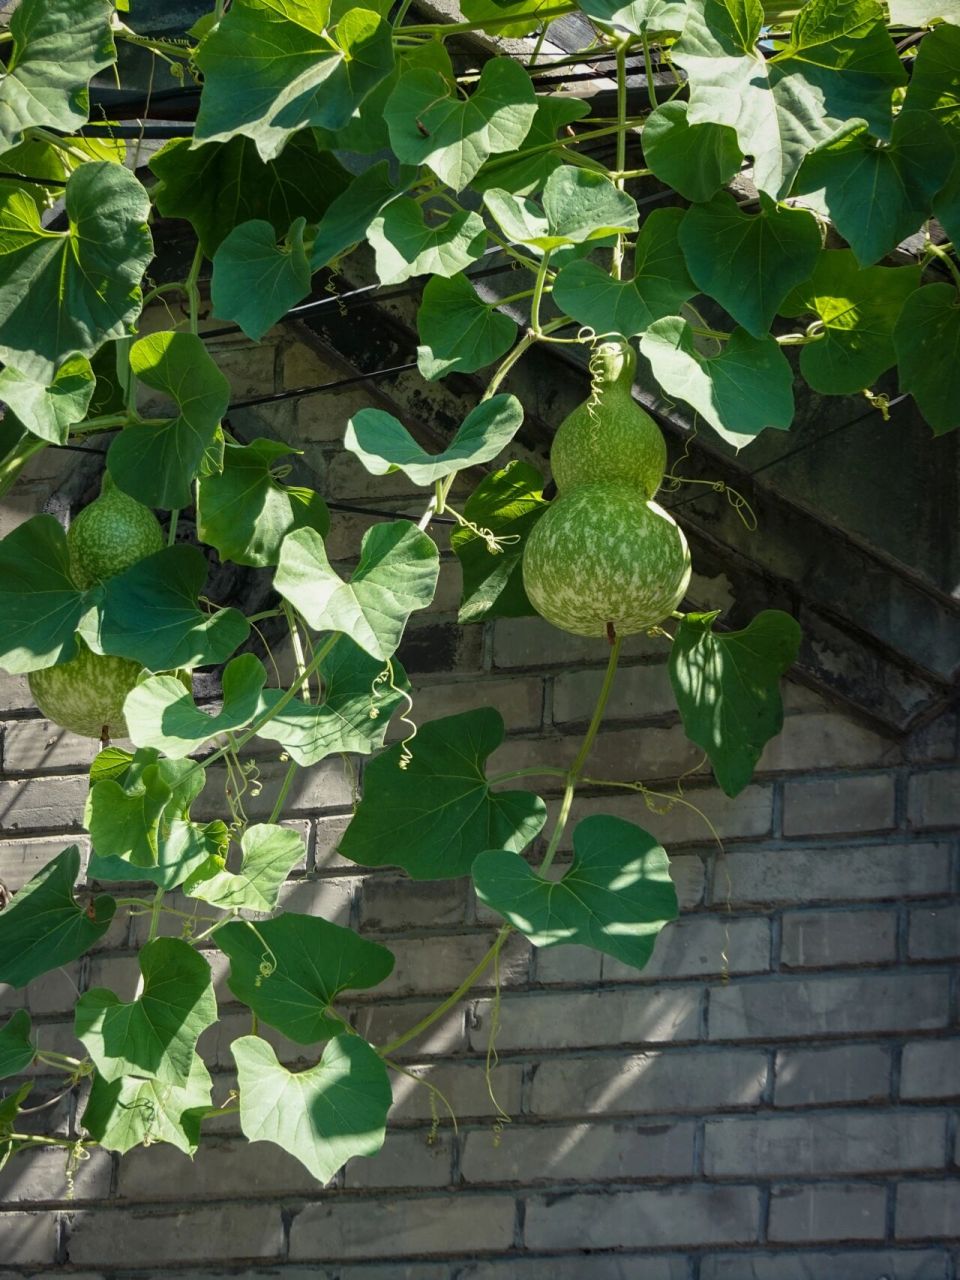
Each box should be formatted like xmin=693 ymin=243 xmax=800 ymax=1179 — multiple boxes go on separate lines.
xmin=67 ymin=473 xmax=165 ymax=589
xmin=28 ymin=639 xmax=144 ymax=740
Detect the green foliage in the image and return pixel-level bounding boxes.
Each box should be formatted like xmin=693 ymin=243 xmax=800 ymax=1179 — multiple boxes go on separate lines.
xmin=0 ymin=358 xmax=95 ymax=445
xmin=0 ymin=516 xmax=89 ymax=673
xmin=417 ymin=272 xmax=518 ymax=379
xmin=211 ymin=218 xmax=312 ymax=341
xmin=0 ymin=1012 xmax=35 ymax=1080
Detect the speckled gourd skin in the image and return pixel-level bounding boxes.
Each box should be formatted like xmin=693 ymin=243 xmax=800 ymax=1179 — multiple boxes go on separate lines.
xmin=68 ymin=473 xmax=165 ymax=589
xmin=28 ymin=638 xmax=144 ymax=739
xmin=522 ymin=485 xmax=691 ymax=637
xmin=550 ymin=341 xmax=667 ymax=498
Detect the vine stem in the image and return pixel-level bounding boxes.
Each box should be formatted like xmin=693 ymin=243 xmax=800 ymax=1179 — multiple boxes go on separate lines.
xmin=612 ymin=41 xmax=630 ymax=283
xmin=184 ymin=243 xmax=204 ymax=334
xmin=403 ymin=6 xmax=575 ymax=35
xmin=642 ymin=37 xmax=659 ymax=108
xmin=925 ymin=241 xmax=960 ymax=292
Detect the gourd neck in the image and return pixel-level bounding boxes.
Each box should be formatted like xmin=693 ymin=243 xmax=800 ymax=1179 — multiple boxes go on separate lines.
xmin=590 ymin=339 xmax=637 ymax=398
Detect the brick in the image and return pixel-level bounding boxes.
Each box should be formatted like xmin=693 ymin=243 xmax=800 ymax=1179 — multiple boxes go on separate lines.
xmin=0 ymin=671 xmax=36 ymax=713
xmin=388 ymin=1061 xmax=524 ymax=1124
xmin=327 ymin=449 xmax=422 ymax=502
xmin=117 ymin=1137 xmax=320 ymax=1200
xmin=908 ymin=769 xmax=960 ymax=829
xmin=376 ymin=933 xmax=530 ymax=998
xmin=351 ymin=998 xmax=465 ymax=1059
xmin=340 ymin=1268 xmax=448 ymax=1280
xmin=528 ymin=1048 xmax=768 ymax=1117
xmin=210 ymin=342 xmax=277 ymax=399
xmin=896 ymin=1180 xmax=960 ymax=1240
xmin=699 ymin=1250 xmax=951 ymax=1279
xmin=565 ymin=785 xmax=774 ymax=848
xmin=460 ymin=1119 xmax=695 ymax=1184
xmin=275 ymin=875 xmax=356 ymax=927
xmin=0 ymin=1211 xmax=59 ymax=1264
xmin=0 ymin=836 xmax=89 ymax=891
xmin=908 ymin=905 xmax=960 ymax=960
xmin=603 ymin=914 xmax=771 ymax=983
xmin=360 ymin=875 xmax=467 ymax=931
xmin=756 ymin=712 xmax=898 ymax=773
xmin=703 ymin=1110 xmax=946 ymax=1177
xmin=490 ymin=725 xmax=707 ymax=789
xmin=780 ymin=908 xmax=898 ymax=968
xmin=398 ymin=620 xmax=484 ymax=675
xmin=715 ymin=841 xmax=952 ymax=907
xmin=65 ymin=1204 xmax=284 ymax=1265
xmin=467 ymin=986 xmax=702 ymax=1052
xmin=0 ymin=775 xmax=89 ymax=832
xmin=197 ymin=756 xmax=354 ymax=821
xmin=289 ymin=1194 xmax=516 ymax=1260
xmin=905 ymin=712 xmax=958 ymax=764
xmin=553 ymin=662 xmax=676 ymax=725
xmin=900 ymin=1041 xmax=960 ymax=1100
xmin=312 ymin=814 xmax=354 ymax=870
xmin=494 ymin=616 xmax=662 ymax=668
xmin=409 ymin=677 xmax=543 ymax=733
xmin=458 ymin=1257 xmax=689 ymax=1279
xmin=344 ymin=1129 xmax=453 ymax=1189
xmin=20 ymin=962 xmax=83 ymax=1016
xmin=2 ymin=718 xmax=101 ymax=773
xmin=774 ymin=1044 xmax=892 ymax=1107
xmin=535 ymin=940 xmax=603 ymax=984
xmin=782 ymin=775 xmax=897 ymax=837
xmin=0 ymin=1147 xmax=112 ymax=1203
xmin=524 ymin=1185 xmax=760 ymax=1249
xmin=768 ymin=1183 xmax=887 ymax=1242
xmin=708 ymin=973 xmax=950 ymax=1040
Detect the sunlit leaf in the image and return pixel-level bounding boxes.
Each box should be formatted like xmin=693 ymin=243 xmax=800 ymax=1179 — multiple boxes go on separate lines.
xmin=578 ymin=0 xmax=690 ymax=33
xmin=82 ymin=1054 xmax=212 ymax=1156
xmin=184 ymin=824 xmax=305 ymax=913
xmin=0 ymin=515 xmax=88 ymax=674
xmin=125 ymin=654 xmax=267 ymax=759
xmin=417 ymin=271 xmax=518 ymax=380
xmin=0 ymin=357 xmax=95 ymax=445
xmin=366 ymin=199 xmax=486 ymax=286
xmin=311 ymin=160 xmax=407 ymax=270
xmin=484 ymin=165 xmax=638 ymax=252
xmin=471 ymin=96 xmax=592 ymax=196
xmin=641 ymin=101 xmax=742 ymax=203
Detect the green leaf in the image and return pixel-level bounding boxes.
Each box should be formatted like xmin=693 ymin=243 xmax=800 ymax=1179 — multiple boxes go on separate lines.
xmin=0 ymin=515 xmax=87 ymax=674
xmin=484 ymin=165 xmax=639 ymax=252
xmin=83 ymin=545 xmax=250 ymax=671
xmin=82 ymin=1053 xmax=212 ymax=1156
xmin=195 ymin=0 xmax=395 ymax=162
xmin=329 ymin=38 xmax=454 ymax=154
xmin=934 ymin=155 xmax=960 ymax=247
xmin=669 ymin=608 xmax=802 ymax=795
xmin=232 ymin=1033 xmax=391 ymax=1183
xmin=0 ymin=846 xmax=115 ymax=988
xmin=552 ymin=208 xmax=697 ymax=338
xmin=0 ymin=0 xmax=115 ymax=155
xmin=678 ymin=193 xmax=822 ymax=337
xmin=85 ymin=757 xmax=172 ymax=869
xmin=75 ymin=938 xmax=218 ymax=1086
xmin=385 ymin=56 xmax=537 ymax=191
xmin=779 ymin=250 xmax=921 ymax=393
xmin=274 ymin=521 xmax=439 ymax=662
xmin=218 ymin=913 xmax=394 ymax=1042
xmin=254 ymin=638 xmax=410 ymax=766
xmin=366 ymin=199 xmax=486 ymax=286
xmin=640 ymin=317 xmax=795 ymax=448
xmin=902 ymin=24 xmax=960 ymax=128
xmin=674 ymin=0 xmax=905 ymax=197
xmin=473 ymin=814 xmax=678 ymax=968
xmin=0 ymin=164 xmax=152 ymax=384
xmin=0 ymin=1011 xmax=35 ymax=1080
xmin=345 ymin=395 xmax=524 ymax=486
xmin=471 ymin=96 xmax=592 ymax=196
xmin=310 ymin=160 xmax=407 ymax=270
xmin=107 ymin=332 xmax=230 ymax=511
xmin=149 ymin=131 xmax=351 ymax=257
xmin=339 ymin=707 xmax=547 ymax=880
xmin=577 ymin=0 xmax=690 ymax=34
xmin=0 ymin=1082 xmax=32 ymax=1171
xmin=0 ymin=356 xmax=95 ymax=445
xmin=197 ymin=437 xmax=330 ymax=569
xmin=184 ymin=823 xmax=305 ymax=913
xmin=893 ymin=282 xmax=960 ymax=434
xmin=417 ymin=271 xmax=518 ymax=381
xmin=88 ymin=818 xmax=228 ymax=892
xmin=211 ymin=218 xmax=311 ymax=341
xmin=641 ymin=101 xmax=743 ymax=203
xmin=125 ymin=654 xmax=267 ymax=759
xmin=459 ymin=0 xmax=557 ymax=35
xmin=451 ymin=460 xmax=548 ymax=624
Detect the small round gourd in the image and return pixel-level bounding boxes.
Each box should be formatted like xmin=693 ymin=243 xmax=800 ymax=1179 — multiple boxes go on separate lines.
xmin=68 ymin=473 xmax=164 ymax=589
xmin=522 ymin=484 xmax=691 ymax=637
xmin=28 ymin=639 xmax=144 ymax=740
xmin=550 ymin=341 xmax=666 ymax=498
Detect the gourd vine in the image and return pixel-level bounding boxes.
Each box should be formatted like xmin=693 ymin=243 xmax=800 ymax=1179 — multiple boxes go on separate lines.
xmin=0 ymin=0 xmax=956 ymax=1185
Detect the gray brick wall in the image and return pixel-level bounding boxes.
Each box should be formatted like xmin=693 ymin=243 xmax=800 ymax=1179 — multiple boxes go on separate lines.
xmin=0 ymin=326 xmax=957 ymax=1279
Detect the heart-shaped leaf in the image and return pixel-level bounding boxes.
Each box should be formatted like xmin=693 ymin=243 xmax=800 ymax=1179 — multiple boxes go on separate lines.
xmin=641 ymin=101 xmax=742 ymax=203
xmin=88 ymin=817 xmax=228 ymax=892
xmin=218 ymin=913 xmax=395 ymax=1042
xmin=471 ymin=96 xmax=592 ymax=196
xmin=75 ymin=937 xmax=218 ymax=1086
xmin=577 ymin=0 xmax=689 ymax=34
xmin=0 ymin=356 xmax=95 ymax=444
xmin=473 ymin=814 xmax=678 ymax=969
xmin=0 ymin=1011 xmax=35 ymax=1080
xmin=366 ymin=198 xmax=486 ymax=286
xmin=0 ymin=846 xmax=115 ymax=988
xmin=232 ymin=1033 xmax=392 ymax=1183
xmin=894 ymin=282 xmax=960 ymax=435
xmin=274 ymin=521 xmax=439 ymax=662
xmin=485 ymin=165 xmax=639 ymax=252
xmin=669 ymin=609 xmax=802 ymax=796
xmin=0 ymin=515 xmax=89 ymax=673
xmin=417 ymin=271 xmax=518 ymax=381
xmin=126 ymin=654 xmax=267 ymax=759
xmin=339 ymin=707 xmax=547 ymax=880
xmin=311 ymin=160 xmax=407 ymax=270
xmin=211 ymin=217 xmax=311 ymax=341
xmin=184 ymin=823 xmax=305 ymax=913
xmin=82 ymin=1053 xmax=212 ymax=1156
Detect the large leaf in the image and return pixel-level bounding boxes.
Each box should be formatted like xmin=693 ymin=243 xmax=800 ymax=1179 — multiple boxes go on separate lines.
xmin=274 ymin=521 xmax=439 ymax=662
xmin=460 ymin=0 xmax=560 ymax=35
xmin=641 ymin=101 xmax=742 ymax=203
xmin=311 ymin=160 xmax=407 ymax=270
xmin=366 ymin=199 xmax=486 ymax=286
xmin=577 ymin=0 xmax=690 ymax=34
xmin=82 ymin=1053 xmax=212 ymax=1156
xmin=0 ymin=356 xmax=95 ymax=445
xmin=149 ymin=131 xmax=351 ymax=256
xmin=83 ymin=545 xmax=250 ymax=672
xmin=779 ymin=250 xmax=921 ymax=393
xmin=107 ymin=332 xmax=230 ymax=511
xmin=0 ymin=1011 xmax=35 ymax=1080
xmin=552 ymin=208 xmax=697 ymax=337
xmin=194 ymin=0 xmax=395 ymax=161
xmin=345 ymin=395 xmax=524 ymax=486
xmin=211 ymin=218 xmax=311 ymax=341
xmin=451 ymin=460 xmax=548 ymax=624
xmin=673 ymin=0 xmax=905 ymax=197
xmin=339 ymin=707 xmax=547 ymax=880
xmin=0 ymin=515 xmax=88 ymax=673
xmin=669 ymin=608 xmax=801 ymax=795
xmin=232 ymin=1034 xmax=391 ymax=1183
xmin=254 ymin=638 xmax=410 ymax=766
xmin=417 ymin=271 xmax=518 ymax=381
xmin=125 ymin=654 xmax=267 ymax=759
xmin=184 ymin=823 xmax=305 ymax=913
xmin=0 ymin=0 xmax=115 ymax=156
xmin=218 ymin=913 xmax=394 ymax=1043
xmin=197 ymin=437 xmax=329 ymax=569
xmin=474 ymin=814 xmax=678 ymax=968
xmin=385 ymin=56 xmax=537 ymax=191
xmin=484 ymin=165 xmax=639 ymax=252
xmin=0 ymin=846 xmax=115 ymax=988
xmin=0 ymin=1083 xmax=32 ymax=1172
xmin=640 ymin=317 xmax=794 ymax=448
xmin=329 ymin=37 xmax=454 ymax=155
xmin=88 ymin=817 xmax=228 ymax=892
xmin=893 ymin=283 xmax=960 ymax=435
xmin=0 ymin=164 xmax=152 ymax=384
xmin=902 ymin=24 xmax=960 ymax=128
xmin=471 ymin=96 xmax=592 ymax=196
xmin=678 ymin=193 xmax=822 ymax=337
xmin=75 ymin=938 xmax=218 ymax=1086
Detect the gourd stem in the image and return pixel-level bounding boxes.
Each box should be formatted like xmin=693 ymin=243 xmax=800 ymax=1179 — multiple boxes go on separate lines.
xmin=482 ymin=317 xmax=569 ymax=402
xmin=642 ymin=37 xmax=658 ymax=108
xmin=530 ymin=251 xmax=552 ymax=334
xmin=612 ymin=42 xmax=630 ymax=281
xmin=184 ymin=243 xmax=204 ymax=335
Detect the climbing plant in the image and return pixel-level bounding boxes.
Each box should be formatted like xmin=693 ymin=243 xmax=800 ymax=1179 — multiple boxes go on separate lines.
xmin=0 ymin=0 xmax=957 ymax=1182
